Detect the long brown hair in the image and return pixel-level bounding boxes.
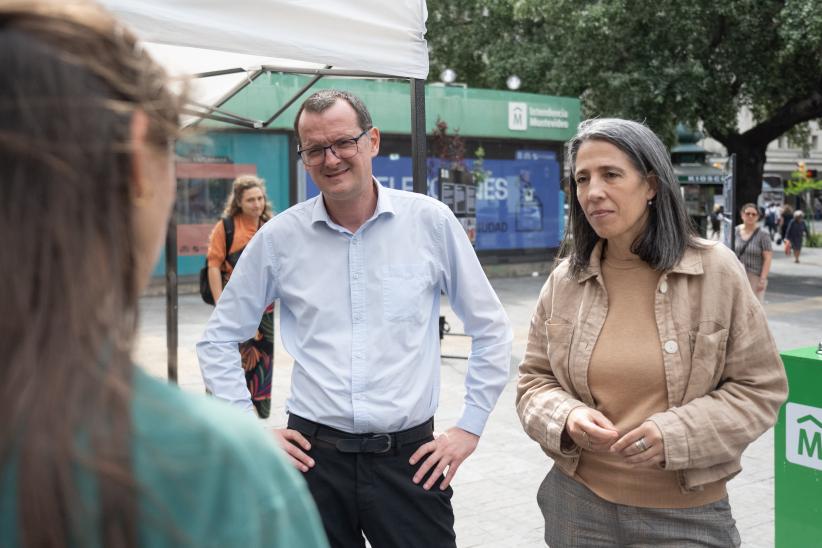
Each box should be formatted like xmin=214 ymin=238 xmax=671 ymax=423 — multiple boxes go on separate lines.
xmin=0 ymin=2 xmax=181 ymax=546
xmin=222 ymin=174 xmax=274 ymax=222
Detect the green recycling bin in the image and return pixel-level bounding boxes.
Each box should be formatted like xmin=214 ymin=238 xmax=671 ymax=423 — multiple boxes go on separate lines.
xmin=775 ymin=346 xmax=822 ymax=547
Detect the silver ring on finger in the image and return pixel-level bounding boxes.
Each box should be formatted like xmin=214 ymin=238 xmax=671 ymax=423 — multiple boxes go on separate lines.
xmin=582 ymin=431 xmax=592 ymax=450
xmin=634 ymin=437 xmax=648 ymax=452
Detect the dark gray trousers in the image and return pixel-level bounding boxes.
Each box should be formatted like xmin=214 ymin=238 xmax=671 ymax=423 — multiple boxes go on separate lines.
xmin=538 ymin=467 xmax=741 ymax=547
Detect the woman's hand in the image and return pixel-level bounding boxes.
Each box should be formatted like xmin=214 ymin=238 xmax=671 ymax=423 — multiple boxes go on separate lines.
xmin=207 ymin=265 xmax=223 ymax=303
xmin=611 ymin=421 xmax=665 ymax=467
xmin=565 ymin=407 xmax=619 ymax=452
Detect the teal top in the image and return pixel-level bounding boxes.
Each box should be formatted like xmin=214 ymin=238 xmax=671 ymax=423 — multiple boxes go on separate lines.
xmin=0 ymin=368 xmax=328 ymax=548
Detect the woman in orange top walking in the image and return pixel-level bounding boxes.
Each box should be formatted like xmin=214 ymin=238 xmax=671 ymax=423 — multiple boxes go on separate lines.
xmin=207 ymin=175 xmax=275 ymax=418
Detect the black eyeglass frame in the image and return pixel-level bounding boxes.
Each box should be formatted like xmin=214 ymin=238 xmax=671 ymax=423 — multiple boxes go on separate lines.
xmin=296 ymin=128 xmax=372 ymax=166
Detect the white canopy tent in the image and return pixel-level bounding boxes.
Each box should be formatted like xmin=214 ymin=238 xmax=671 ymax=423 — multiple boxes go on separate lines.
xmin=99 ymin=0 xmax=429 ymax=79
xmin=98 ymin=0 xmax=430 ymax=380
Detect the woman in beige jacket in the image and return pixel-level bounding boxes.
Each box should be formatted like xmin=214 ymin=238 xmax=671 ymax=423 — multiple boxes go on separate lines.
xmin=516 ymin=118 xmax=787 ymax=547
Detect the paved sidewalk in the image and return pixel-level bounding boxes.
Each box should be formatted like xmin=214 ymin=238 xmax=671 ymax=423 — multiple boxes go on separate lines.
xmin=135 ymin=244 xmax=822 ymax=548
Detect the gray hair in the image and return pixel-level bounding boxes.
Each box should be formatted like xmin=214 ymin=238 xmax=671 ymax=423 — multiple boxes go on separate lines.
xmin=293 ymin=89 xmax=373 ymax=144
xmin=562 ymin=118 xmax=698 ymax=276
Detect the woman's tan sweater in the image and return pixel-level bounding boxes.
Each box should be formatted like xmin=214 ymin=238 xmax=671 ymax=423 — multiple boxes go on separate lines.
xmin=574 ymin=255 xmax=727 ymax=508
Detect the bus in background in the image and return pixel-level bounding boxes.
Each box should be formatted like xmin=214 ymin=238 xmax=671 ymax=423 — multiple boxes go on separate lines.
xmin=758 ymin=174 xmax=784 ymax=211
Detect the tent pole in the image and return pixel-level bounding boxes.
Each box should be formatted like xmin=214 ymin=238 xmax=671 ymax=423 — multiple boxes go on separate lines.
xmin=410 ymin=78 xmax=426 ymax=195
xmin=182 ymin=108 xmax=261 ymax=128
xmin=190 ymin=69 xmax=265 ymax=128
xmin=262 ymin=66 xmax=332 ymax=127
xmin=189 ymin=67 xmax=250 ymax=79
xmin=187 ymin=100 xmax=263 ymax=126
xmin=165 ymin=214 xmax=178 ymax=384
xmin=260 ymin=66 xmax=391 ymax=78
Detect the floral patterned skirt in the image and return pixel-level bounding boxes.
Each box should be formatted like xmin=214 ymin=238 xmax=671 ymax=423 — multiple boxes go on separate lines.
xmin=240 ymin=303 xmax=274 ymax=418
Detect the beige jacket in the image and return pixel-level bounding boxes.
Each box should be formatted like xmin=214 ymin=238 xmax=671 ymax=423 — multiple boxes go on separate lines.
xmin=516 ymin=239 xmax=788 ymax=492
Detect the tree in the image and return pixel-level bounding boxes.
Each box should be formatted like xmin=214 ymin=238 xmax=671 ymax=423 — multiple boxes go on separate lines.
xmin=426 ymin=0 xmax=822 ymax=222
xmin=785 ymin=169 xmax=822 ymax=245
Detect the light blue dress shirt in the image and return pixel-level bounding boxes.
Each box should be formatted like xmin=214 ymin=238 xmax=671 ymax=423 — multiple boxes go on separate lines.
xmin=197 ymin=181 xmax=512 ymax=436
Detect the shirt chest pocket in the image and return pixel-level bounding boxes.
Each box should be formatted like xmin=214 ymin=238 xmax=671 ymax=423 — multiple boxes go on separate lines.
xmin=685 ymin=328 xmax=729 ymax=397
xmin=382 ymin=264 xmax=433 ymax=324
xmin=545 ymin=320 xmax=575 ymax=374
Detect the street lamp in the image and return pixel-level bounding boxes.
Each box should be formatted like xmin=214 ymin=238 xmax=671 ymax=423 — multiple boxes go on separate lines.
xmin=506 ymin=75 xmax=521 ymax=91
xmin=440 ymin=68 xmax=457 ymax=85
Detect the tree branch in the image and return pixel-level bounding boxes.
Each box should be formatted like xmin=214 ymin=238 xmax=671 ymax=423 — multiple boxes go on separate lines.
xmin=742 ymin=89 xmax=822 ymax=146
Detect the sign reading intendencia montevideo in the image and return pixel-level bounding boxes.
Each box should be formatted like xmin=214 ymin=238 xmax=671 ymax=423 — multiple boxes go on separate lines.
xmin=508 ymin=102 xmax=570 ymax=132
xmin=527 ymin=106 xmax=570 ymax=129
xmin=786 ymin=402 xmax=822 ymax=471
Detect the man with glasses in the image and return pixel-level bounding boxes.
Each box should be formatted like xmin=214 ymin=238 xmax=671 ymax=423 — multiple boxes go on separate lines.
xmin=198 ymin=89 xmax=512 ymax=547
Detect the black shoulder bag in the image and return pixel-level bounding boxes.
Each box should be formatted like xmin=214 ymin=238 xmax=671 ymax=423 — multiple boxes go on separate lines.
xmin=199 ymin=217 xmax=235 ymax=305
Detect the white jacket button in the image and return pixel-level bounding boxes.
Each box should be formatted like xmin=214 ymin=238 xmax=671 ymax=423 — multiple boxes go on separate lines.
xmin=659 ymin=281 xmax=668 ymax=293
xmin=664 ymin=340 xmax=678 ymax=354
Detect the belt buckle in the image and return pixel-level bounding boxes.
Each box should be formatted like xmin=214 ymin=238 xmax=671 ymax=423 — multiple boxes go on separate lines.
xmin=368 ymin=433 xmax=392 ymax=454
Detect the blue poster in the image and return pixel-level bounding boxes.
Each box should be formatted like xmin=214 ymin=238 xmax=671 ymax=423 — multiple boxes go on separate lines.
xmin=305 ymin=152 xmax=561 ymax=251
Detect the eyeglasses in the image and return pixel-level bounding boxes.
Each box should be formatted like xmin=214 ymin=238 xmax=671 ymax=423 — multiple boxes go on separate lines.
xmin=743 ymin=211 xmax=758 ymax=217
xmin=297 ymin=128 xmax=371 ymax=166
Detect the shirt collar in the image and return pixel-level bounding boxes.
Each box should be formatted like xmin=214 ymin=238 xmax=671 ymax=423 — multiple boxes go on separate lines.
xmin=311 ymin=177 xmax=395 ymax=227
xmin=577 ymin=239 xmax=705 ymax=282
xmin=372 ymin=178 xmax=396 ymax=218
xmin=669 ymin=243 xmax=705 ymax=275
xmin=576 ymin=240 xmax=604 ymax=283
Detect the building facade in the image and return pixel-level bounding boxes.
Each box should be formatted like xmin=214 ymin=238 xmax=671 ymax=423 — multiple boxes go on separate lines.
xmin=700 ymin=109 xmax=822 ymax=203
xmin=156 ymin=76 xmax=581 ymax=278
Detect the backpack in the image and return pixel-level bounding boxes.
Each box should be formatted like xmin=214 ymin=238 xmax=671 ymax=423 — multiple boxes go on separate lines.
xmin=199 ymin=217 xmax=235 ymax=305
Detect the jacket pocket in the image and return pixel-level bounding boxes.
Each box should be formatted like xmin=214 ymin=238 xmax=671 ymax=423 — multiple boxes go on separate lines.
xmin=545 ymin=321 xmax=574 ymax=373
xmin=688 ymin=328 xmax=729 ymax=393
xmin=382 ymin=264 xmax=432 ymax=324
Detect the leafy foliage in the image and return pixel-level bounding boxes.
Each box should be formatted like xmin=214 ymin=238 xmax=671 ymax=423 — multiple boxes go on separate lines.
xmin=472 ymin=145 xmax=488 ymax=185
xmin=431 ymin=117 xmax=466 ymax=169
xmin=427 ymin=0 xmax=822 ymax=213
xmin=785 ymin=170 xmax=822 ymax=197
xmin=785 ymin=169 xmax=821 ymax=244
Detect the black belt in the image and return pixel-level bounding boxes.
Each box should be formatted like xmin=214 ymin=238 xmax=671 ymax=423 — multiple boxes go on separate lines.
xmin=287 ymin=414 xmax=434 ymax=454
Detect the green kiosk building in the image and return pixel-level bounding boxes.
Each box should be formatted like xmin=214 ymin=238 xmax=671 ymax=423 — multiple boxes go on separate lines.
xmin=159 ymin=75 xmax=580 ymax=279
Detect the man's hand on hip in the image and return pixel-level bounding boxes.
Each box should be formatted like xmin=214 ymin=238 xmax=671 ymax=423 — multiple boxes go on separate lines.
xmin=271 ymin=428 xmax=315 ymax=473
xmin=409 ymin=427 xmax=479 ymax=491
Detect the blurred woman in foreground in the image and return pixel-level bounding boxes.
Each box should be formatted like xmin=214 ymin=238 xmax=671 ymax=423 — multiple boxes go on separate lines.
xmin=517 ymin=118 xmax=787 ymax=547
xmin=0 ymin=2 xmax=326 ymax=546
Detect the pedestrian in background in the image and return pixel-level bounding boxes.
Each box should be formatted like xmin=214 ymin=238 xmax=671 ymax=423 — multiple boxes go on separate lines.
xmin=777 ymin=203 xmax=794 ymax=244
xmin=206 ymin=174 xmax=275 ymax=418
xmin=785 ymin=209 xmax=810 ymax=263
xmin=735 ymin=203 xmax=773 ymax=303
xmin=764 ymin=202 xmax=779 ymax=240
xmin=0 ymin=2 xmax=327 ymax=547
xmin=517 ymin=118 xmax=787 ymax=548
xmin=709 ymin=203 xmax=723 ymax=240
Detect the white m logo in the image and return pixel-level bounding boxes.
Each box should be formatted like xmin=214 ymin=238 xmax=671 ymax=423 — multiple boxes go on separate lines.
xmin=508 ymin=102 xmax=527 ymax=131
xmin=787 ymin=403 xmax=822 ymax=471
